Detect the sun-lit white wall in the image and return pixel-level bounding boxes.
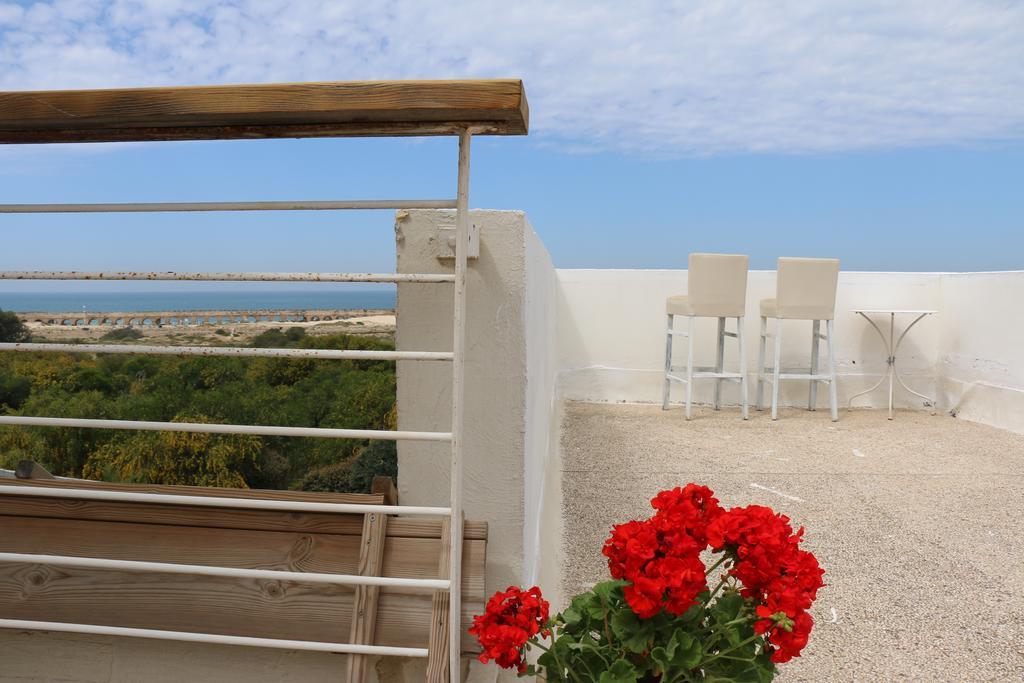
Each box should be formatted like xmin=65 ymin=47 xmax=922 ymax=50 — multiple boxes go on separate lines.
xmin=557 ymin=270 xmax=942 ymax=409
xmin=937 ymin=272 xmax=1024 ymax=433
xmin=555 ymin=268 xmax=1024 ymax=433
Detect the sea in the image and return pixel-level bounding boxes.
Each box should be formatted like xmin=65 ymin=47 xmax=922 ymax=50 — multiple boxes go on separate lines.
xmin=0 ymin=289 xmax=396 ymax=313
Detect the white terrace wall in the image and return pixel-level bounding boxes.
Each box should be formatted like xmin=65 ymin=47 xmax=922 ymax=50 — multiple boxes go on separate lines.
xmin=937 ymin=272 xmax=1024 ymax=433
xmin=556 ymin=268 xmax=1024 ymax=433
xmin=557 ymin=270 xmax=942 ymax=410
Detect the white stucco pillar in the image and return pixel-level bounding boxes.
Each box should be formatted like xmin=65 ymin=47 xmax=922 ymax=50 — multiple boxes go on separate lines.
xmin=396 ymin=207 xmax=558 ymax=587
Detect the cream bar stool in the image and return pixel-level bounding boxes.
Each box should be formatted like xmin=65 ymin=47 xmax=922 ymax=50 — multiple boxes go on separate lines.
xmin=756 ymin=257 xmax=840 ymax=421
xmin=663 ymin=253 xmax=749 ymax=420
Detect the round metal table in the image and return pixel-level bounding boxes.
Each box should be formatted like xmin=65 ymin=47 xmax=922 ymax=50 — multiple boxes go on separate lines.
xmin=848 ymin=309 xmax=937 ymax=419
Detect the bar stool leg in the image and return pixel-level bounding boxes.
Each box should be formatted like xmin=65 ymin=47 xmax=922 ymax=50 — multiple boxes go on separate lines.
xmin=756 ymin=316 xmax=767 ymax=411
xmin=827 ymin=319 xmax=839 ymax=422
xmin=771 ymin=319 xmax=783 ymax=420
xmin=738 ymin=316 xmax=749 ymax=420
xmin=809 ymin=320 xmax=820 ymax=411
xmin=685 ymin=316 xmax=695 ymax=420
xmin=662 ymin=314 xmax=674 ymax=410
xmin=714 ymin=317 xmax=725 ymax=410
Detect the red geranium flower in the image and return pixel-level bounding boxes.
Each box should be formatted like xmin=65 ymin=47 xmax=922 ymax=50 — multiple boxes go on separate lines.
xmin=469 ymin=585 xmax=549 ymax=673
xmin=475 ymin=484 xmax=825 ymax=678
xmin=602 ymin=484 xmax=726 ymax=618
xmin=709 ymin=505 xmax=825 ymax=662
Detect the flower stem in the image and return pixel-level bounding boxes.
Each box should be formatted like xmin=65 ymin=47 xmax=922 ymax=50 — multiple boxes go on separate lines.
xmin=703 ymin=633 xmax=764 ymax=665
xmin=704 ymin=554 xmax=730 ymax=577
xmin=547 ymin=638 xmax=582 ymax=682
xmin=703 ymin=575 xmax=730 ymax=605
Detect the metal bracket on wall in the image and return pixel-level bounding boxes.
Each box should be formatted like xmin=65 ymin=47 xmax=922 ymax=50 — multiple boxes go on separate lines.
xmin=435 ymin=223 xmax=480 ymax=260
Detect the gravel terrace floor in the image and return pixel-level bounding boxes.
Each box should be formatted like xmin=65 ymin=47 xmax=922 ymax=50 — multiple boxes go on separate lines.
xmin=559 ymin=402 xmax=1024 ymax=682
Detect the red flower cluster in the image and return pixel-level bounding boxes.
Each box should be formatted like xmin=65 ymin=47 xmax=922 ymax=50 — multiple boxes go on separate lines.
xmin=602 ymin=484 xmax=724 ymax=618
xmin=468 ymin=585 xmax=549 ymax=672
xmin=602 ymin=486 xmax=824 ymax=663
xmin=707 ymin=505 xmax=825 ymax=662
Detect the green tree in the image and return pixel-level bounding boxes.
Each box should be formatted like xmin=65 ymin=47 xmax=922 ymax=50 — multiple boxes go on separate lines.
xmin=0 ymin=309 xmax=29 ymax=343
xmin=83 ymin=413 xmax=261 ymax=487
xmin=299 ymin=440 xmax=396 ymax=494
xmin=0 ymin=330 xmax=397 ymax=490
xmin=0 ymin=370 xmax=30 ymax=410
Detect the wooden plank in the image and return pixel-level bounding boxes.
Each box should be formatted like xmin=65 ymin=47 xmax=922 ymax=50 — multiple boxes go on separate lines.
xmin=0 ymin=564 xmax=484 ymax=650
xmin=345 ymin=510 xmax=388 ymax=683
xmin=0 ymin=559 xmax=483 ymax=650
xmin=0 ymin=80 xmax=529 ymax=143
xmin=0 ymin=494 xmax=487 ymax=539
xmin=425 ymin=518 xmax=452 ymax=682
xmin=371 ymin=476 xmax=399 ymax=506
xmin=0 ymin=514 xmax=485 ymax=649
xmin=0 ymin=515 xmax=484 ymax=589
xmin=0 ymin=515 xmax=364 ymax=574
xmin=0 ymin=479 xmax=486 ymax=653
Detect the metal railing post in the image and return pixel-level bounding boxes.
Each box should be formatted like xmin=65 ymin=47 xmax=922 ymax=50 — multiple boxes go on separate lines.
xmin=448 ymin=129 xmax=471 ymax=682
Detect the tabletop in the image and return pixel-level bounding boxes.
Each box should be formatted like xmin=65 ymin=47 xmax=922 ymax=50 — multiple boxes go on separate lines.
xmin=853 ymin=309 xmax=937 ymax=315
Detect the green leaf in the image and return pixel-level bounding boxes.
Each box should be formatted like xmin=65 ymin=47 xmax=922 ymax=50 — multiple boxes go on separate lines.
xmin=711 ymin=590 xmax=746 ymax=623
xmin=651 ymin=629 xmax=701 ymax=675
xmin=610 ymin=608 xmax=654 ymax=653
xmin=650 ymin=646 xmax=672 ymax=673
xmin=676 ymin=630 xmax=701 ymax=669
xmin=598 ymin=658 xmax=641 ymax=683
xmin=592 ymin=579 xmax=629 ymax=602
xmin=565 ymin=591 xmax=605 ymax=624
xmin=680 ymin=602 xmax=704 ymax=626
xmin=561 ymin=604 xmax=584 ymax=627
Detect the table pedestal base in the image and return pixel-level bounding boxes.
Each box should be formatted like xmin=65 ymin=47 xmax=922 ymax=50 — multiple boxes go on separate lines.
xmin=848 ymin=311 xmax=936 ymax=420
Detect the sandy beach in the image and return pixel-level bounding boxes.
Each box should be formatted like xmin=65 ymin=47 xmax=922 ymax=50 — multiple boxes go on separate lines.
xmin=22 ymin=310 xmax=396 ymax=344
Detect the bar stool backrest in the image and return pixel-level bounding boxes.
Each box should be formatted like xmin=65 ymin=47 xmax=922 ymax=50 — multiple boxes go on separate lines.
xmin=687 ymin=253 xmax=749 ymax=317
xmin=776 ymin=257 xmax=840 ymax=320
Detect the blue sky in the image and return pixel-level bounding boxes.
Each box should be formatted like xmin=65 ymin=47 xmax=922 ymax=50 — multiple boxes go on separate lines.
xmin=1 ymin=0 xmax=1022 ymax=282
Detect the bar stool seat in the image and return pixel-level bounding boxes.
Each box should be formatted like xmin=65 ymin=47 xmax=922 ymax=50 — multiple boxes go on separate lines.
xmin=761 ymin=297 xmax=835 ymax=321
xmin=663 ymin=253 xmax=749 ymax=420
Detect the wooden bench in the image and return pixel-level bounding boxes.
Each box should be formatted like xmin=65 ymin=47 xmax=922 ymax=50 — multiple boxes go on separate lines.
xmin=0 ymin=478 xmax=486 ymax=682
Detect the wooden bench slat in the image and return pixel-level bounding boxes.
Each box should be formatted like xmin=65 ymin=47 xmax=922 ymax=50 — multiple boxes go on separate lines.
xmin=0 ymin=564 xmax=483 ymax=650
xmin=0 ymin=488 xmax=487 ymax=540
xmin=425 ymin=517 xmax=452 ymax=682
xmin=0 ymin=479 xmax=486 ymax=655
xmin=346 ymin=510 xmax=388 ymax=682
xmin=0 ymin=515 xmax=483 ymax=587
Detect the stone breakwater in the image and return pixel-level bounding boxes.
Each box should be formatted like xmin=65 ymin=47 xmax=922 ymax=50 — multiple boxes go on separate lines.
xmin=17 ymin=309 xmax=389 ymax=328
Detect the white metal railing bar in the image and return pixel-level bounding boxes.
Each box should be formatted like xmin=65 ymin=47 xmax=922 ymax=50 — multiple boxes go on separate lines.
xmin=0 ymin=199 xmax=456 ymax=213
xmin=0 ymin=416 xmax=451 ymax=443
xmin=0 ymin=484 xmax=451 ymax=516
xmin=0 ymin=271 xmax=454 ymax=283
xmin=0 ymin=552 xmax=450 ymax=591
xmin=0 ymin=343 xmax=453 ymax=362
xmin=0 ymin=619 xmax=429 ymax=657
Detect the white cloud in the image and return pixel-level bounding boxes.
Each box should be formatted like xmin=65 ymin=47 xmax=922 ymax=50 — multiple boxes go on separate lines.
xmin=0 ymin=0 xmax=1022 ymax=155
